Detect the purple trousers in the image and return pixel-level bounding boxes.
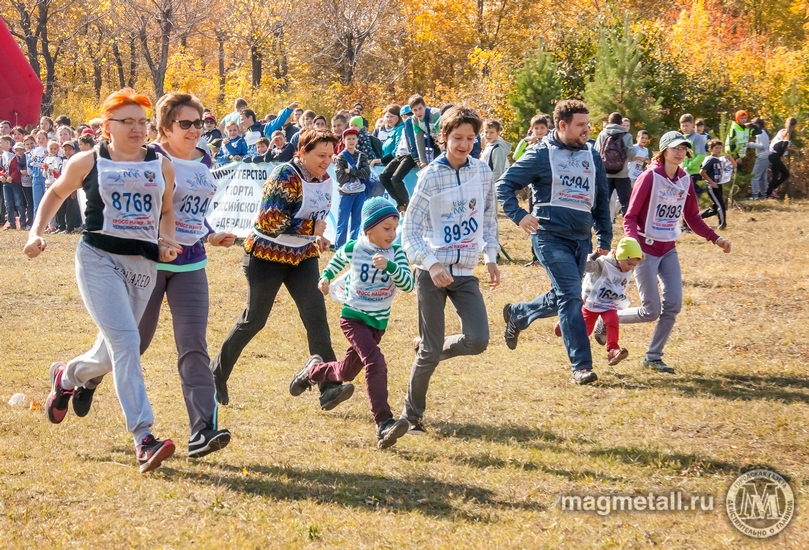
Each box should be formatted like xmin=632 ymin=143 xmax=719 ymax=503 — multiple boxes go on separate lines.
xmin=308 ymin=317 xmax=391 ymax=426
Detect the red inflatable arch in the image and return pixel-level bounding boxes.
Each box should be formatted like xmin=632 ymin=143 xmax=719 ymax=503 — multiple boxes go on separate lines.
xmin=0 ymin=17 xmax=43 ymax=127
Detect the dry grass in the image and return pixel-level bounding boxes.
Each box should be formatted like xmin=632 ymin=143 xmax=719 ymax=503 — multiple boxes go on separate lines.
xmin=1 ymin=200 xmax=808 ymax=549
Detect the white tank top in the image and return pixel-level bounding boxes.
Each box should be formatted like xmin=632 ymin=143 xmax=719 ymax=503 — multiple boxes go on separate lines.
xmin=535 ymin=143 xmax=596 ymax=212
xmin=170 ymin=157 xmax=217 ymax=246
xmin=427 ymin=177 xmax=485 ymax=252
xmin=640 ymin=171 xmax=689 ymax=243
xmin=95 ymin=154 xmax=164 ymax=243
xmin=583 ymin=259 xmax=631 ymax=312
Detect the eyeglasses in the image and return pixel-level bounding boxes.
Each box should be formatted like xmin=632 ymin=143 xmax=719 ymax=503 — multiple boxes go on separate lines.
xmin=108 ymin=118 xmax=149 ymax=127
xmin=173 ymin=119 xmax=204 ymax=130
xmin=673 ymin=146 xmax=689 ymax=153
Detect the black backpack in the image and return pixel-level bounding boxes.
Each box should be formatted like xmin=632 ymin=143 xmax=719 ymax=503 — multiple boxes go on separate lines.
xmin=601 ymin=132 xmax=628 ymax=174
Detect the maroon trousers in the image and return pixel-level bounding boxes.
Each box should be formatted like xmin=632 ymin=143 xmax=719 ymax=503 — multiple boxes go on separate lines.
xmin=308 ymin=317 xmax=392 ymax=426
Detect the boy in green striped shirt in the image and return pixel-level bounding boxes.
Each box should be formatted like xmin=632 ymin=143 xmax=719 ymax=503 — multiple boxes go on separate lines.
xmin=289 ymin=198 xmax=414 ymax=449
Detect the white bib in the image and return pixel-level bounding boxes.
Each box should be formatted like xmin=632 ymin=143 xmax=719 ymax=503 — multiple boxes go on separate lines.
xmin=428 ymin=177 xmax=485 ymax=251
xmin=628 ymin=147 xmax=649 ymax=180
xmin=538 ymin=144 xmax=596 ymax=212
xmin=329 ymin=238 xmax=397 ymax=312
xmin=244 ymin=129 xmax=261 ymax=146
xmin=171 ymin=157 xmax=217 ymax=246
xmin=96 ymin=155 xmax=164 ymax=243
xmin=720 ymin=158 xmax=734 ymax=184
xmin=253 ymin=162 xmax=332 ymax=248
xmin=641 ymin=171 xmax=689 ymax=243
xmin=583 ymin=259 xmax=631 ymax=312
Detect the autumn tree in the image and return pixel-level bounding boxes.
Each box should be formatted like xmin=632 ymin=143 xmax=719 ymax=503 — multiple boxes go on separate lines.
xmin=508 ymin=42 xmax=562 ymax=131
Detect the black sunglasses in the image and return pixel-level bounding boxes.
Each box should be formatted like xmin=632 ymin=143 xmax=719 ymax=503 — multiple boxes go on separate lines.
xmin=173 ymin=119 xmax=204 ymax=130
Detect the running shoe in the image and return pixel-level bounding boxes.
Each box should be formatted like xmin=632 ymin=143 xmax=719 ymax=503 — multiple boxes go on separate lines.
xmin=571 ymin=369 xmax=598 ymax=385
xmin=408 ymin=418 xmax=427 ymax=435
xmin=46 ymin=361 xmax=74 ymax=424
xmin=607 ymin=347 xmax=629 ymax=366
xmin=136 ymin=435 xmax=175 ymax=473
xmin=377 ymin=418 xmax=410 ymax=450
xmin=642 ymin=357 xmax=675 ymax=374
xmin=213 ymin=368 xmax=229 ymax=406
xmin=319 ymin=383 xmax=354 ymax=410
xmin=188 ymin=428 xmax=231 ymax=458
xmin=592 ymin=317 xmax=607 ymax=346
xmin=554 ymin=322 xmax=562 ymax=337
xmin=72 ymin=386 xmax=96 ymax=417
xmin=503 ymin=304 xmax=521 ymax=350
xmin=289 ymin=355 xmax=321 ymax=396
xmin=770 ymin=190 xmax=780 ymax=199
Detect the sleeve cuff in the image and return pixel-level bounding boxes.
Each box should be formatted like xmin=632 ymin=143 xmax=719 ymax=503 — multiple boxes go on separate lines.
xmin=483 ymin=247 xmax=498 ymax=264
xmin=420 ymin=254 xmax=439 ymax=271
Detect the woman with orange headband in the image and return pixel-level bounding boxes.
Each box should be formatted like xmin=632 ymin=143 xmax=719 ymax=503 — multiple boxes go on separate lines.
xmin=24 ymin=88 xmax=183 ymax=474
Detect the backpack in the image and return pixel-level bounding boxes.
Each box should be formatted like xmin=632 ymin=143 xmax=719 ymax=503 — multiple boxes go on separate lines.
xmin=600 ymin=132 xmax=628 ymax=174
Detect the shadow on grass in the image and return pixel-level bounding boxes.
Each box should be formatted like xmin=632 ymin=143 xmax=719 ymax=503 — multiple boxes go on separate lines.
xmin=188 ymin=463 xmax=545 ymax=521
xmin=448 ymin=452 xmax=628 ymax=482
xmin=600 ymin=372 xmax=809 ymax=405
xmin=432 ymin=421 xmax=566 ymax=450
xmin=587 ymin=445 xmax=740 ymax=475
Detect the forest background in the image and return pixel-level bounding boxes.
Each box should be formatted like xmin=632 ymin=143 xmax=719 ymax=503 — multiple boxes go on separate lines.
xmin=2 ymin=0 xmax=808 ymax=152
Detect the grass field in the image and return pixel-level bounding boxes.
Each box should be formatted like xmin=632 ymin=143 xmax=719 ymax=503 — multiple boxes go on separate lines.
xmin=1 ymin=200 xmax=807 ymax=549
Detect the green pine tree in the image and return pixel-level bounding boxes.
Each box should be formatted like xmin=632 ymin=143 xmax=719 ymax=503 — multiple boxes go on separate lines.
xmin=584 ymin=20 xmax=662 ymax=135
xmin=508 ymin=41 xmax=563 ymax=133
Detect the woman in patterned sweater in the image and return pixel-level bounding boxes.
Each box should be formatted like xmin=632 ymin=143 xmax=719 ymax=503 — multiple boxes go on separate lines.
xmin=211 ymin=130 xmax=353 ymax=410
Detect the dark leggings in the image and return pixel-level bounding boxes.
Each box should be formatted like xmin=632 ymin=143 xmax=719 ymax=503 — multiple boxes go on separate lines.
xmin=379 ymin=155 xmax=415 ymax=208
xmin=700 ymin=184 xmax=726 ymax=227
xmin=211 ymin=254 xmax=336 ymax=386
xmin=767 ymin=154 xmax=789 ymax=195
xmin=22 ymin=186 xmax=34 ymax=228
xmin=56 ymin=195 xmax=82 ymax=231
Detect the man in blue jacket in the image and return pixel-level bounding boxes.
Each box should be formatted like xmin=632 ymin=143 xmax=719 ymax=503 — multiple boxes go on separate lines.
xmin=497 ymin=99 xmax=612 ymax=385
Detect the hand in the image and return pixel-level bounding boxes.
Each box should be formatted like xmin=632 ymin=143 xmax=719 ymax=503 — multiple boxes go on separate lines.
xmin=526 ymin=135 xmax=539 ymax=144
xmin=711 ymin=183 xmax=719 ymax=189
xmin=314 ymin=219 xmax=326 ymax=237
xmin=428 ymin=263 xmax=454 ymax=288
xmin=716 ymin=237 xmax=731 ymax=253
xmin=318 ymin=278 xmax=330 ymax=296
xmin=223 ymin=138 xmax=230 ymax=144
xmin=315 ymin=236 xmax=330 ymax=253
xmin=487 ymin=262 xmax=500 ymax=290
xmin=372 ymin=253 xmax=388 ymax=270
xmin=370 ymin=159 xmax=382 ymax=167
xmin=287 ymin=101 xmax=300 ymax=110
xmin=518 ymin=214 xmax=539 ymax=234
xmin=209 ymin=231 xmax=237 ymax=247
xmin=417 ymin=162 xmax=427 ymax=169
xmin=158 ymin=236 xmax=183 ymax=262
xmin=232 ymin=156 xmax=241 ymax=161
xmin=596 ymin=248 xmax=609 ymax=256
xmin=24 ymin=235 xmax=46 ymax=258
xmin=344 ymin=168 xmax=351 ymax=174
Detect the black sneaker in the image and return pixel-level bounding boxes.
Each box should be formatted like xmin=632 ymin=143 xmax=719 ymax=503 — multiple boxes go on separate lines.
xmin=571 ymin=369 xmax=598 ymax=385
xmin=592 ymin=317 xmax=607 ymax=346
xmin=503 ymin=304 xmax=521 ymax=350
xmin=642 ymin=357 xmax=675 ymax=374
xmin=377 ymin=418 xmax=410 ymax=449
xmin=213 ymin=368 xmax=229 ymax=406
xmin=136 ymin=435 xmax=175 ymax=473
xmin=188 ymin=428 xmax=231 ymax=458
xmin=319 ymin=383 xmax=354 ymax=410
xmin=408 ymin=418 xmax=427 ymax=435
xmin=290 ymin=355 xmax=321 ymax=396
xmin=72 ymin=386 xmax=96 ymax=417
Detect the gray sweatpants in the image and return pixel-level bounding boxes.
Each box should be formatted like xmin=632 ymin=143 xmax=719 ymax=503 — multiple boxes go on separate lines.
xmin=138 ymin=268 xmax=217 ymax=436
xmin=63 ymin=240 xmax=157 ymax=444
xmin=751 ymin=157 xmax=770 ymax=197
xmin=403 ymin=269 xmax=489 ymax=421
xmin=617 ymin=248 xmax=682 ymax=361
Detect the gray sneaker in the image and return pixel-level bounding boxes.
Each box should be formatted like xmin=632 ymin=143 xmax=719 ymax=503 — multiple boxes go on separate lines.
xmin=290 ymin=355 xmax=322 ymax=396
xmin=592 ymin=317 xmax=607 ymax=346
xmin=571 ymin=369 xmax=598 ymax=385
xmin=642 ymin=357 xmax=675 ymax=374
xmin=377 ymin=418 xmax=410 ymax=449
xmin=319 ymin=383 xmax=355 ymax=410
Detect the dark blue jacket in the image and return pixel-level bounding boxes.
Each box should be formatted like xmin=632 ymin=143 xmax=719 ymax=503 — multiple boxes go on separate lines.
xmin=496 ymin=130 xmax=612 ymax=249
xmin=402 ymin=118 xmax=419 ymax=159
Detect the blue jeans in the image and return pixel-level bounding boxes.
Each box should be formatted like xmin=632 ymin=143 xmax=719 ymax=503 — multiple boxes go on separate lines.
xmin=335 ymin=191 xmax=366 ymax=249
xmin=32 ymin=176 xmax=45 ymax=219
xmin=3 ymin=183 xmax=27 ymax=228
xmin=510 ymin=233 xmax=592 ymax=371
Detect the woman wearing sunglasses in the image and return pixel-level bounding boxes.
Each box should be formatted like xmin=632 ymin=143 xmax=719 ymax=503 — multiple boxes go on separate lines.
xmin=593 ymin=131 xmax=732 ymax=374
xmin=73 ymin=92 xmax=238 ymax=459
xmin=24 ymin=88 xmax=183 ymax=473
xmin=211 ymin=129 xmax=353 ymax=411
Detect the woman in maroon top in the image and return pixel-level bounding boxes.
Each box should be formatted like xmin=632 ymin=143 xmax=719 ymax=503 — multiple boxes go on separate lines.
xmin=594 ymin=131 xmax=731 ymax=373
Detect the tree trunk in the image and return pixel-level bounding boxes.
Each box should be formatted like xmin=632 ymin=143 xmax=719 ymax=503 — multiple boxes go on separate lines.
xmin=216 ymin=31 xmax=226 ymax=103
xmin=38 ymin=2 xmax=56 ymax=116
xmin=112 ymin=40 xmax=127 ymax=88
xmin=251 ymin=44 xmax=262 ymax=88
xmin=128 ymin=34 xmax=137 ymax=88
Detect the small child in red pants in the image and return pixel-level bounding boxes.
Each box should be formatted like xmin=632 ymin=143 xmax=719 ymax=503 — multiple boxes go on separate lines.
xmin=289 ymin=197 xmax=414 ymax=449
xmin=556 ymin=237 xmax=643 ymax=365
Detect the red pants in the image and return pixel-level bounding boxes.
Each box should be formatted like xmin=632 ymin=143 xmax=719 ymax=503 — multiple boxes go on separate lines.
xmin=307 ymin=317 xmax=391 ymax=426
xmin=582 ymin=308 xmax=619 ymax=351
